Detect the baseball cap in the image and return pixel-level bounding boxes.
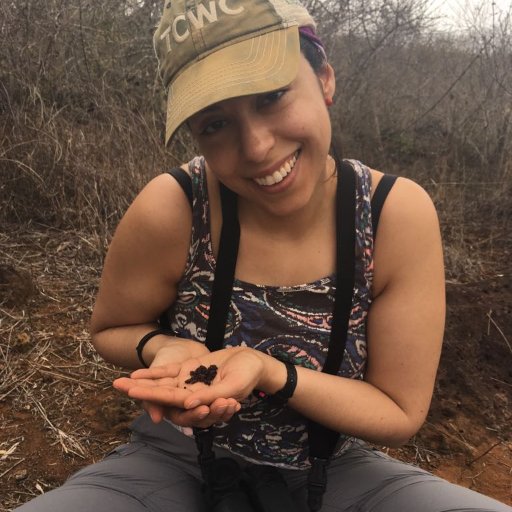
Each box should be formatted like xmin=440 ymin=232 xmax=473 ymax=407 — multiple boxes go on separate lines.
xmin=154 ymin=0 xmax=316 ymax=145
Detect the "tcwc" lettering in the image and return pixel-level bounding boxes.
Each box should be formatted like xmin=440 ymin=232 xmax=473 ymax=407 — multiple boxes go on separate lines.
xmin=160 ymin=0 xmax=245 ymax=50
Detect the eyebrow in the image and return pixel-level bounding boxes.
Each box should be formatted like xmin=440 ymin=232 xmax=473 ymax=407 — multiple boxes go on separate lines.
xmin=196 ymin=103 xmax=222 ymax=116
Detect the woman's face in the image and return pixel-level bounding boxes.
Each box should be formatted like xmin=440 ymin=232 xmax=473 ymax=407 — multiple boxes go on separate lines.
xmin=187 ymin=55 xmax=336 ymax=218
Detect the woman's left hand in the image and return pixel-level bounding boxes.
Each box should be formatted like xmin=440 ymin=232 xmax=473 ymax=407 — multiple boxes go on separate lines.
xmin=114 ymin=347 xmax=266 ymax=428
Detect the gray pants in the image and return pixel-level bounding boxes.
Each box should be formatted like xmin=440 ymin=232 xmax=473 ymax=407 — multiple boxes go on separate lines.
xmin=15 ymin=420 xmax=511 ymax=512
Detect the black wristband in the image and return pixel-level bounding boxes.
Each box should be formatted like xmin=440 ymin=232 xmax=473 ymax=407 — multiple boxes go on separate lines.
xmin=253 ymin=360 xmax=298 ymax=405
xmin=136 ymin=328 xmax=174 ymax=368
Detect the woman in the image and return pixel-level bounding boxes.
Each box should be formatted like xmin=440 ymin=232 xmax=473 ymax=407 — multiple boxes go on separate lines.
xmin=16 ymin=0 xmax=511 ymax=511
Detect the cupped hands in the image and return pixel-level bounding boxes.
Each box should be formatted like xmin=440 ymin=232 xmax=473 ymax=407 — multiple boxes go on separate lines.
xmin=114 ymin=346 xmax=266 ymax=428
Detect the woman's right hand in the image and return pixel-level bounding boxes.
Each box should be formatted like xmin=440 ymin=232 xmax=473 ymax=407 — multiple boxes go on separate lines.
xmin=115 ymin=338 xmax=211 ymax=423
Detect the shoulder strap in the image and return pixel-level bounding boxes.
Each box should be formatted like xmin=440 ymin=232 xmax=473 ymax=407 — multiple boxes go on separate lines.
xmin=205 ymin=184 xmax=239 ymax=351
xmin=307 ymin=158 xmax=356 ymax=464
xmin=322 ymin=159 xmax=356 ymax=375
xmin=165 ymin=167 xmax=193 ymax=208
xmin=204 ymin=161 xmax=357 ymax=363
xmin=370 ymin=174 xmax=397 ymax=236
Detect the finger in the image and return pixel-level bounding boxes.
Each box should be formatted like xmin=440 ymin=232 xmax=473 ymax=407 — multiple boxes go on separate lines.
xmin=131 ymin=364 xmax=181 ymax=379
xmin=126 ymin=384 xmax=192 ymax=407
xmin=166 ymin=405 xmax=211 ymax=427
xmin=206 ymin=403 xmax=229 ymax=424
xmin=113 ymin=377 xmax=140 ymax=393
xmin=197 ymin=397 xmax=240 ymax=424
xmin=114 ymin=376 xmax=159 ymax=392
xmin=183 ymin=382 xmax=242 ymax=409
xmin=114 ymin=376 xmax=177 ymax=394
xmin=208 ymin=397 xmax=231 ymax=414
xmin=213 ymin=399 xmax=241 ymax=423
xmin=142 ymin=401 xmax=165 ymax=423
xmin=220 ymin=399 xmax=241 ymax=422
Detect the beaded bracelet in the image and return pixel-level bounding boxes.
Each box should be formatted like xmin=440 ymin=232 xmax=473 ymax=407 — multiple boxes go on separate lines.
xmin=136 ymin=328 xmax=174 ymax=368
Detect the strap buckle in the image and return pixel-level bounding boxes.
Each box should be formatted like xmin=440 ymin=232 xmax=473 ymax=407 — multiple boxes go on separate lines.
xmin=194 ymin=428 xmax=215 ymax=482
xmin=307 ymin=457 xmax=329 ymax=511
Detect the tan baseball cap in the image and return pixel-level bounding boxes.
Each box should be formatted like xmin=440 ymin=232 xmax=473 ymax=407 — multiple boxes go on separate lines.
xmin=154 ymin=0 xmax=315 ymax=145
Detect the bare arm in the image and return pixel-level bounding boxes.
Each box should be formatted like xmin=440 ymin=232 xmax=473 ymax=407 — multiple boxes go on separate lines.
xmin=93 ymin=172 xmax=242 ymax=426
xmin=273 ymin=177 xmax=445 ymax=445
xmin=90 ymin=172 xmax=205 ymax=369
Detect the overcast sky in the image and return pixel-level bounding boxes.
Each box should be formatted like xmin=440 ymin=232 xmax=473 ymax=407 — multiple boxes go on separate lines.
xmin=428 ymin=0 xmax=511 ymax=31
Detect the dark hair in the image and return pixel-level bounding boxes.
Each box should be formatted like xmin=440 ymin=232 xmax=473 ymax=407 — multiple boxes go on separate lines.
xmin=299 ymin=35 xmax=342 ymax=166
xmin=299 ymin=34 xmax=328 ymax=75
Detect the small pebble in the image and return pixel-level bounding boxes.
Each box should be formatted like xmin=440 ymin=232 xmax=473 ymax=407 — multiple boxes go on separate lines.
xmin=14 ymin=469 xmax=28 ymax=481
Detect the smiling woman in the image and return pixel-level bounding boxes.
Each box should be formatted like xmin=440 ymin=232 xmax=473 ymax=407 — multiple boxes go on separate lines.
xmin=186 ymin=55 xmax=335 ymax=220
xmin=13 ymin=1 xmax=512 ymax=512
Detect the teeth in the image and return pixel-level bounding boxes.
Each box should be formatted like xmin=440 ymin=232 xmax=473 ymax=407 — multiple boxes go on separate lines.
xmin=255 ymin=152 xmax=299 ymax=186
xmin=272 ymin=170 xmax=283 ymax=183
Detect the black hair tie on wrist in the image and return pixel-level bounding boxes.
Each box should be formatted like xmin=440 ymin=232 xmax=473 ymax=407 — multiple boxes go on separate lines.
xmin=136 ymin=328 xmax=174 ymax=368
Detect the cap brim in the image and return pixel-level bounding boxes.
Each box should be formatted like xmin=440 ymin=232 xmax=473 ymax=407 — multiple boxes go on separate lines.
xmin=165 ymin=26 xmax=300 ymax=145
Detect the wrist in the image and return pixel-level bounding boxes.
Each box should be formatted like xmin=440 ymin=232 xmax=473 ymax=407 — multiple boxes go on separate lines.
xmin=255 ymin=352 xmax=289 ymax=395
xmin=136 ymin=329 xmax=175 ymax=367
xmin=254 ymin=358 xmax=297 ymax=405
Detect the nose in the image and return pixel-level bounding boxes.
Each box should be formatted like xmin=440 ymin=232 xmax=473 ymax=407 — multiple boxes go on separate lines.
xmin=237 ymin=115 xmax=275 ymax=163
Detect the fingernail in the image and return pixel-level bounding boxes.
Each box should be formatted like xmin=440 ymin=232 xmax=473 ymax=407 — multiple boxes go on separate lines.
xmin=187 ymin=400 xmax=200 ymax=409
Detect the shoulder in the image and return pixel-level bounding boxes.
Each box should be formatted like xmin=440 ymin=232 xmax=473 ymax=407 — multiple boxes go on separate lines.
xmin=106 ymin=168 xmax=194 ymax=284
xmin=371 ymin=172 xmax=439 ymax=228
xmin=370 ymin=169 xmax=436 ymax=214
xmin=352 ymin=162 xmax=438 ymax=230
xmin=123 ymin=156 xmax=205 ymax=227
xmin=122 ymin=171 xmax=192 ymax=235
xmin=369 ymin=171 xmax=443 ymax=296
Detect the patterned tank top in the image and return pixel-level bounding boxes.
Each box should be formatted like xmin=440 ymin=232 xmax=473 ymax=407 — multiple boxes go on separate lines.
xmin=163 ymin=156 xmax=374 ymax=469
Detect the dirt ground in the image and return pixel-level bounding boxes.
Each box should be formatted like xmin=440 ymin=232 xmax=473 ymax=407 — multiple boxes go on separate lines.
xmin=0 ymin=228 xmax=511 ymax=510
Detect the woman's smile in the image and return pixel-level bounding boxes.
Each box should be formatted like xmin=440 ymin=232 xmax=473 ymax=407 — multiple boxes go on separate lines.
xmin=190 ymin=56 xmax=336 ymax=218
xmin=252 ymin=149 xmax=301 ymax=191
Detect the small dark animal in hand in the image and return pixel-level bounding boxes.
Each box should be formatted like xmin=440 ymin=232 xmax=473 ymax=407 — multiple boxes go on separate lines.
xmin=185 ymin=365 xmax=218 ymax=386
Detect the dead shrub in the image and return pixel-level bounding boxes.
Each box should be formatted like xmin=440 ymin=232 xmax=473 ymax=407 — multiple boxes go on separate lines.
xmin=1 ymin=0 xmax=510 ymax=278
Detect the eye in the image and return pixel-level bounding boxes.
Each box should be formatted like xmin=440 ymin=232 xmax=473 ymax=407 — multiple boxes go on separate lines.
xmin=258 ymin=89 xmax=287 ymax=108
xmin=200 ymin=119 xmax=227 ymax=135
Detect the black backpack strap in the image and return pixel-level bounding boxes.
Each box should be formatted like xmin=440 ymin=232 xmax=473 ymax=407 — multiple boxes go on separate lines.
xmin=165 ymin=167 xmax=193 ymax=208
xmin=205 ymin=184 xmax=239 ymax=351
xmin=193 ymin=182 xmax=239 ymax=463
xmin=370 ymin=174 xmax=397 ymax=236
xmin=323 ymin=159 xmax=356 ymax=375
xmin=306 ymin=157 xmax=356 ymax=511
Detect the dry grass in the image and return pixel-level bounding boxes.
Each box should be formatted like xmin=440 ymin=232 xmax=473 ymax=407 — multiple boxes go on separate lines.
xmin=0 ymin=228 xmax=138 ymax=510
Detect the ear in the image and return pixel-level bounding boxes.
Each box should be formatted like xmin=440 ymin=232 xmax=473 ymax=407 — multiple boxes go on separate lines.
xmin=319 ymin=63 xmax=336 ymax=102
